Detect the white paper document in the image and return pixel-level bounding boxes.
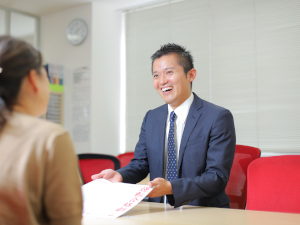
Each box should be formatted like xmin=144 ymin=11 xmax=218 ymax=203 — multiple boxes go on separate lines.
xmin=81 ymin=179 xmax=153 ymax=218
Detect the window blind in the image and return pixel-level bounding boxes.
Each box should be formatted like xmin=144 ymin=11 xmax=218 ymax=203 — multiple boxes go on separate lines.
xmin=125 ymin=0 xmax=300 ymax=153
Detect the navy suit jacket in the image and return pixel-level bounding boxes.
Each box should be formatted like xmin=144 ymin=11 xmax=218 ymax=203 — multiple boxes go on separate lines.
xmin=118 ymin=93 xmax=236 ymax=208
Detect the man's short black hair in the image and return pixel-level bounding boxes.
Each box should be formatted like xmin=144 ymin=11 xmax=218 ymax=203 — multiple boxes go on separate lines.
xmin=151 ymin=43 xmax=194 ymax=75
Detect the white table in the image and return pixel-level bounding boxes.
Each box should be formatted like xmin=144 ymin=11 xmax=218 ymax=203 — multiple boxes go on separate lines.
xmin=82 ymin=202 xmax=300 ymax=225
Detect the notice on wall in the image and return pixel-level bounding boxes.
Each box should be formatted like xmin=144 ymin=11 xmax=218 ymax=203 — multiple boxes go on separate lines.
xmin=72 ymin=67 xmax=90 ymax=142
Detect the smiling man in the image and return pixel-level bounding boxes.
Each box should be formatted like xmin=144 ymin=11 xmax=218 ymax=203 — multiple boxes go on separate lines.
xmin=92 ymin=43 xmax=236 ymax=208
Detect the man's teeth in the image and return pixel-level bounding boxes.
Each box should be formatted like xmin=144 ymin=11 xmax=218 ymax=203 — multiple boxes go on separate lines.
xmin=162 ymin=87 xmax=173 ymax=92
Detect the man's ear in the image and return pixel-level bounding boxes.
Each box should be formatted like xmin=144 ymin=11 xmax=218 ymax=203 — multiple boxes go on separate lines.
xmin=27 ymin=69 xmax=39 ymax=93
xmin=188 ymin=68 xmax=197 ymax=82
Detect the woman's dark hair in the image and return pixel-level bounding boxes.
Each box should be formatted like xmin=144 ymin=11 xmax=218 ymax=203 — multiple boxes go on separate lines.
xmin=0 ymin=35 xmax=43 ymax=130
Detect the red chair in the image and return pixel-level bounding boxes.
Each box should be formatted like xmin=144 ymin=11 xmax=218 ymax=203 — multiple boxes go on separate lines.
xmin=225 ymin=145 xmax=261 ymax=209
xmin=117 ymin=152 xmax=134 ymax=168
xmin=247 ymin=155 xmax=300 ymax=213
xmin=78 ymin=153 xmax=120 ymax=184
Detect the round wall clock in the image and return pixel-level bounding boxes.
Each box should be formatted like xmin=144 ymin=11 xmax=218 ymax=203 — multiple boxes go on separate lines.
xmin=66 ymin=19 xmax=88 ymax=46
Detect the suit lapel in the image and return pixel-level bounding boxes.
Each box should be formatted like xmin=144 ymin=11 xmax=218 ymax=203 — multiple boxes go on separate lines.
xmin=158 ymin=105 xmax=168 ymax=177
xmin=178 ymin=93 xmax=203 ymax=171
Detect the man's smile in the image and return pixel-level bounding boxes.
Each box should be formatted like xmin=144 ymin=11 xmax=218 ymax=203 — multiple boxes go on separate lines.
xmin=161 ymin=86 xmax=173 ymax=93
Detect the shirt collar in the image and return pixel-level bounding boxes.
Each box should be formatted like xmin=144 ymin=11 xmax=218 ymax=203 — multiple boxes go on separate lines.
xmin=167 ymin=93 xmax=194 ymax=124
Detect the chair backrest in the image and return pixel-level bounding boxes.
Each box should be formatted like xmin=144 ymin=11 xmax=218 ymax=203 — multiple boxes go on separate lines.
xmin=225 ymin=145 xmax=261 ymax=209
xmin=78 ymin=153 xmax=120 ymax=184
xmin=247 ymin=155 xmax=300 ymax=213
xmin=117 ymin=152 xmax=134 ymax=168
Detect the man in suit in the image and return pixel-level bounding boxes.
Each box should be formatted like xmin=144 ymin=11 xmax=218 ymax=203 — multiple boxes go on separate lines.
xmin=92 ymin=43 xmax=236 ymax=208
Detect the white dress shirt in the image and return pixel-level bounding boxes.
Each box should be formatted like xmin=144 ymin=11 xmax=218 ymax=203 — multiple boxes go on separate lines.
xmin=163 ymin=93 xmax=194 ymax=179
xmin=163 ymin=93 xmax=194 ymax=203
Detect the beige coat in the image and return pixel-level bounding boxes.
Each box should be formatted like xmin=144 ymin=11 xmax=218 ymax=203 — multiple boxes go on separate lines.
xmin=0 ymin=112 xmax=82 ymax=225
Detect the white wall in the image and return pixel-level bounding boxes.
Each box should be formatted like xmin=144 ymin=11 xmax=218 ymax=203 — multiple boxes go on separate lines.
xmin=88 ymin=0 xmax=165 ymax=156
xmin=40 ymin=2 xmax=123 ymax=156
xmin=40 ymin=4 xmax=92 ymax=154
xmin=40 ymin=0 xmax=167 ymax=156
xmin=90 ymin=2 xmax=122 ymax=156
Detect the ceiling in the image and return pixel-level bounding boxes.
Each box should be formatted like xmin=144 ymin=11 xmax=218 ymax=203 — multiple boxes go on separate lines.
xmin=0 ymin=0 xmax=168 ymax=16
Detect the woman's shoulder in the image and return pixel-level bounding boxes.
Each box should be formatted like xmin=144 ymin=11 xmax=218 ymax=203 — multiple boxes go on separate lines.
xmin=9 ymin=112 xmax=67 ymax=138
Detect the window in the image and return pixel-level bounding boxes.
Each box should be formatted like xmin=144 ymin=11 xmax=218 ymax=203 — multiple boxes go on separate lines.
xmin=10 ymin=12 xmax=38 ymax=48
xmin=125 ymin=0 xmax=300 ymax=154
xmin=0 ymin=9 xmax=6 ymax=35
xmin=0 ymin=6 xmax=39 ymax=48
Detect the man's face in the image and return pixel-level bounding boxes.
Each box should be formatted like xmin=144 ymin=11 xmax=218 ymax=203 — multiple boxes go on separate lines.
xmin=152 ymin=53 xmax=196 ymax=110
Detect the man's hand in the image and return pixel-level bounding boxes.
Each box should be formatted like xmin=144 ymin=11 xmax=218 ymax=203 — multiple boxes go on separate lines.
xmin=91 ymin=169 xmax=123 ymax=183
xmin=147 ymin=178 xmax=173 ymax=198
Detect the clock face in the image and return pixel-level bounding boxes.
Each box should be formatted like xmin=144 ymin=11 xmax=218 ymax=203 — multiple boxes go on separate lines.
xmin=66 ymin=19 xmax=88 ymax=46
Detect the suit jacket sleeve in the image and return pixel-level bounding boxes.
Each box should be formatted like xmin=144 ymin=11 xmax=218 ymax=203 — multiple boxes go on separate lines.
xmin=117 ymin=111 xmax=150 ymax=184
xmin=168 ymin=108 xmax=236 ymax=207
